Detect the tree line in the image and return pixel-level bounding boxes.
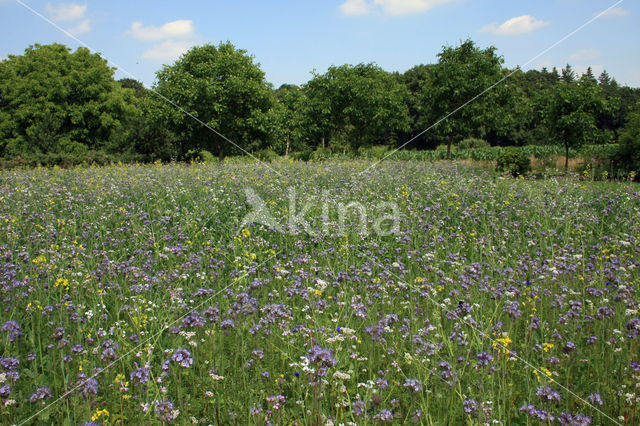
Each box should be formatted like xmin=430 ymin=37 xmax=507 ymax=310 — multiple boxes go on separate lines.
xmin=0 ymin=40 xmax=639 ymax=173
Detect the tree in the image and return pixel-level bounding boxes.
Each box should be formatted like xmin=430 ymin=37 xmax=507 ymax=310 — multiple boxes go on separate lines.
xmin=419 ymin=39 xmax=512 ymax=158
xmin=0 ymin=43 xmax=137 ymax=163
xmin=397 ymin=64 xmax=437 ymax=149
xmin=153 ymin=42 xmax=274 ymax=160
xmin=304 ymin=63 xmax=410 ymax=152
xmin=270 ymin=85 xmax=308 ymax=156
xmin=561 ymin=64 xmax=576 ymax=83
xmin=612 ymin=101 xmax=640 ymax=179
xmin=542 ymin=75 xmax=610 ymax=172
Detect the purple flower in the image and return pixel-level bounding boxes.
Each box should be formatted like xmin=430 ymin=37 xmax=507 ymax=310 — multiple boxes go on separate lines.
xmin=171 ymin=348 xmax=193 ymax=368
xmin=352 ymin=399 xmax=365 ymax=417
xmin=154 ymin=399 xmax=177 ymax=423
xmin=306 ymin=346 xmax=336 ymax=369
xmin=403 ymin=378 xmax=422 ymax=392
xmin=77 ymin=374 xmax=98 ymax=399
xmin=131 ymin=366 xmax=150 ymax=385
xmin=563 ymin=341 xmax=575 ymax=353
xmin=1 ymin=320 xmax=23 ymax=342
xmin=587 ymin=393 xmax=603 ymax=406
xmin=30 ymin=386 xmax=52 ymax=404
xmin=536 ymin=385 xmax=562 ymax=402
xmin=0 ymin=384 xmax=10 ymax=398
xmin=376 ymin=378 xmax=389 ymax=390
xmin=51 ymin=326 xmax=65 ymax=340
xmin=463 ymin=398 xmax=478 ymax=416
xmin=476 ymin=351 xmax=493 ymax=367
xmin=0 ymin=357 xmax=19 ymax=370
xmin=71 ymin=344 xmax=84 ymax=353
xmin=182 ymin=311 xmax=206 ymax=329
xmin=373 ymin=408 xmax=394 ymax=423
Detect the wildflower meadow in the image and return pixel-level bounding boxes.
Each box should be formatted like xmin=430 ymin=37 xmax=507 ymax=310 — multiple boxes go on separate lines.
xmin=1 ymin=160 xmax=639 ymax=425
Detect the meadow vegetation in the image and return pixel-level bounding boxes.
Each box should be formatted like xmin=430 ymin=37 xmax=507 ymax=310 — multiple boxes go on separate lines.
xmin=1 ymin=160 xmax=639 ymax=424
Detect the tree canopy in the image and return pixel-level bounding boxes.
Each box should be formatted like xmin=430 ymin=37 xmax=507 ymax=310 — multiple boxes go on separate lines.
xmin=0 ymin=43 xmax=137 ymax=164
xmin=0 ymin=39 xmax=639 ymax=169
xmin=153 ymin=42 xmax=274 ymax=160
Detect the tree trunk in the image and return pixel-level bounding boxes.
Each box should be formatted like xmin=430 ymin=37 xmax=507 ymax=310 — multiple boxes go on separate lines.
xmin=447 ymin=134 xmax=453 ymax=160
xmin=321 ymin=135 xmax=325 ymax=149
xmin=285 ymin=134 xmax=290 ymax=158
xmin=218 ymin=142 xmax=224 ymax=163
xmin=564 ymin=144 xmax=569 ymax=174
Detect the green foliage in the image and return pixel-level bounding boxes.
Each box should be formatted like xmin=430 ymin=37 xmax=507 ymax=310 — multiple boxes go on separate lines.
xmin=496 ymin=147 xmax=531 ymax=176
xmin=458 ymin=138 xmax=490 ymax=150
xmin=154 ymin=42 xmax=274 ymax=160
xmin=1 ymin=39 xmax=638 ymax=169
xmin=304 ymin=63 xmax=410 ymax=151
xmin=310 ymin=147 xmax=333 ymax=161
xmin=290 ymin=147 xmax=314 ymax=162
xmin=358 ymin=145 xmax=391 ymax=159
xmin=418 ymin=39 xmax=514 ymax=157
xmin=0 ymin=43 xmax=138 ymax=164
xmin=1 ymin=161 xmax=639 ymax=423
xmin=542 ymin=75 xmax=611 ymax=171
xmin=612 ymin=102 xmax=640 ymax=179
xmin=253 ymin=148 xmax=279 ymax=162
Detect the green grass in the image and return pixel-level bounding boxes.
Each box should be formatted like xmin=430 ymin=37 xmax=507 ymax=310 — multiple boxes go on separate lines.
xmin=0 ymin=160 xmax=638 ymax=424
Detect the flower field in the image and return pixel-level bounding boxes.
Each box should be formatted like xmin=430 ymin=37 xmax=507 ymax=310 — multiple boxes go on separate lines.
xmin=1 ymin=160 xmax=639 ymax=425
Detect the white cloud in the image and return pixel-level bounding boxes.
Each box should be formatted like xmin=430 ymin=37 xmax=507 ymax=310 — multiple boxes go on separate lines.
xmin=45 ymin=3 xmax=86 ymax=22
xmin=340 ymin=0 xmax=372 ymax=16
xmin=568 ymin=48 xmax=600 ymax=62
xmin=482 ymin=14 xmax=550 ymax=36
xmin=374 ymin=0 xmax=453 ymax=16
xmin=128 ymin=20 xmax=195 ymax=41
xmin=340 ymin=0 xmax=455 ymax=17
xmin=141 ymin=40 xmax=194 ymax=62
xmin=597 ymin=7 xmax=630 ymax=18
xmin=67 ymin=18 xmax=90 ymax=36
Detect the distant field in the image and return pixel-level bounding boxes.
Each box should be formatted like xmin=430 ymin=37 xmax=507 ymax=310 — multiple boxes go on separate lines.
xmin=0 ymin=161 xmax=639 ymax=424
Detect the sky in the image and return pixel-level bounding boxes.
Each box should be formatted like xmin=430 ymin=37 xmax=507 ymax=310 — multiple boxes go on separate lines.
xmin=0 ymin=0 xmax=638 ymax=88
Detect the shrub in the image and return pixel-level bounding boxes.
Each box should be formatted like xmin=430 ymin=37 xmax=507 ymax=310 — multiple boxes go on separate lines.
xmin=496 ymin=148 xmax=531 ymax=177
xmin=198 ymin=150 xmax=216 ymax=163
xmin=359 ymin=145 xmax=391 ymax=159
xmin=310 ymin=148 xmax=332 ymax=161
xmin=458 ymin=138 xmax=490 ymax=150
xmin=291 ymin=148 xmax=313 ymax=162
xmin=253 ymin=149 xmax=278 ymax=162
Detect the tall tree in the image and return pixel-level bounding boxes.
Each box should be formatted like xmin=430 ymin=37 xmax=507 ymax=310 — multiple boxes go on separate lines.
xmin=304 ymin=63 xmax=409 ymax=152
xmin=542 ymin=75 xmax=610 ymax=172
xmin=154 ymin=42 xmax=274 ymax=160
xmin=0 ymin=43 xmax=136 ymax=162
xmin=419 ymin=39 xmax=512 ymax=158
xmin=561 ymin=64 xmax=576 ymax=83
xmin=269 ymin=85 xmax=308 ymax=156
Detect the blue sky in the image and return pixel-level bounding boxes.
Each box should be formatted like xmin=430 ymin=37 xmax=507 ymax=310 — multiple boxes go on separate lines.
xmin=1 ymin=0 xmax=638 ymax=88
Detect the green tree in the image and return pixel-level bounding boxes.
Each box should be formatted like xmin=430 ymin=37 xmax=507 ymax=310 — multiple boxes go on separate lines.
xmin=304 ymin=63 xmax=410 ymax=152
xmin=419 ymin=39 xmax=512 ymax=158
xmin=0 ymin=43 xmax=137 ymax=163
xmin=270 ymin=85 xmax=308 ymax=156
xmin=542 ymin=75 xmax=610 ymax=172
xmin=612 ymin=101 xmax=640 ymax=178
xmin=153 ymin=42 xmax=274 ymax=161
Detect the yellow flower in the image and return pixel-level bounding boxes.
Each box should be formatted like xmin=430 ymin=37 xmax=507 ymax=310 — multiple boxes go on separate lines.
xmin=493 ymin=333 xmax=512 ymax=354
xmin=91 ymin=409 xmax=109 ymax=421
xmin=543 ymin=342 xmax=554 ymax=353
